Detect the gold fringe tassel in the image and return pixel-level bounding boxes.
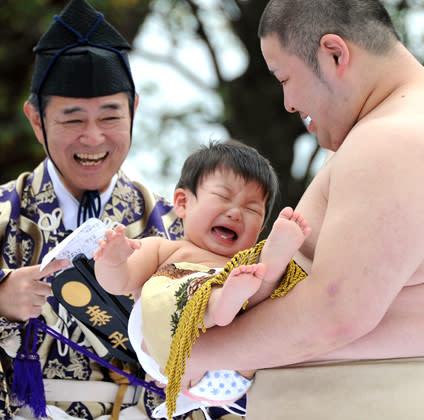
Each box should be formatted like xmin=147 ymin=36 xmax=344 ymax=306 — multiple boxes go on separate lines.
xmin=164 ymin=239 xmax=307 ymax=418
xmin=271 ymin=259 xmax=307 ymax=298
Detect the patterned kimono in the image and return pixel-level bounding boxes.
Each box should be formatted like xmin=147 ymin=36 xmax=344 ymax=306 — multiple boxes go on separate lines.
xmin=0 ymin=160 xmax=185 ymax=420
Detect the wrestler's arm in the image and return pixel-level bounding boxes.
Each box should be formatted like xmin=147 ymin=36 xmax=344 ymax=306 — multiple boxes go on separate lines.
xmin=320 ymin=282 xmax=424 ymax=360
xmin=180 ymin=123 xmax=424 ymax=384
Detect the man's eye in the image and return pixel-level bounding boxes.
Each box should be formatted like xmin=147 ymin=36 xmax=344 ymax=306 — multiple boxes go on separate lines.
xmin=63 ymin=119 xmax=82 ymax=124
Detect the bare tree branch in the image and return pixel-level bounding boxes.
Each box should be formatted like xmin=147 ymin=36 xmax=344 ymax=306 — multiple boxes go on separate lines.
xmin=132 ymin=49 xmax=215 ymax=91
xmin=233 ymin=0 xmax=243 ymax=10
xmin=183 ymin=0 xmax=225 ymax=84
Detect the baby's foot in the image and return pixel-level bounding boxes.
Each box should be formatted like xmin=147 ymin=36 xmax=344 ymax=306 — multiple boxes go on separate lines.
xmin=206 ymin=263 xmax=266 ymax=327
xmin=261 ymin=207 xmax=311 ymax=282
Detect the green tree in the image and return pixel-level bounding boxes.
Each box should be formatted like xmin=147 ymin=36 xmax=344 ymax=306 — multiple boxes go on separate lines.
xmin=1 ymin=0 xmax=422 ymax=234
xmin=0 ymin=0 xmax=150 ymax=183
xmin=127 ymin=0 xmax=423 ymax=234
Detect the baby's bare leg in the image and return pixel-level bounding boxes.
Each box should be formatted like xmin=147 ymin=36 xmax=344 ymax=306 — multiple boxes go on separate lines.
xmin=261 ymin=206 xmax=311 ymax=283
xmin=203 ymin=208 xmax=310 ymax=327
xmin=203 ymin=263 xmax=266 ymax=328
xmin=246 ymin=207 xmax=311 ymax=308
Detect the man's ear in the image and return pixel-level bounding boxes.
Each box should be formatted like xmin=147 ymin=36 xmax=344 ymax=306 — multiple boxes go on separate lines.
xmin=319 ymin=34 xmax=350 ymax=77
xmin=134 ymin=92 xmax=140 ymax=113
xmin=173 ymin=188 xmax=188 ymax=218
xmin=23 ymin=101 xmax=45 ymax=146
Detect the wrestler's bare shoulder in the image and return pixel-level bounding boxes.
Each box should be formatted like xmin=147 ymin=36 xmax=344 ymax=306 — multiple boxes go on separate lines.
xmin=334 ymin=112 xmax=424 ymax=176
xmin=350 ymin=86 xmax=424 ymax=149
xmin=296 ymin=112 xmax=424 ymax=274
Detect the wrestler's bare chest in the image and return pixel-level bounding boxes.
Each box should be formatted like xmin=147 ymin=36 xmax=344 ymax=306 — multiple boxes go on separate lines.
xmin=294 ymin=153 xmax=424 ymax=290
xmin=294 ymin=159 xmax=331 ymax=273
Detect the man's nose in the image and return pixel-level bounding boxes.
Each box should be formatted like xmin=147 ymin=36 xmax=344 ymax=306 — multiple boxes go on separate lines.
xmin=79 ymin=122 xmax=104 ymax=146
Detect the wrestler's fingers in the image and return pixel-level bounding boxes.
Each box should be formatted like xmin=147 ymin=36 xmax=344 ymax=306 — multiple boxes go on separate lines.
xmin=179 ymin=361 xmax=206 ymax=391
xmin=179 ymin=374 xmax=191 ymax=391
xmin=144 ymin=373 xmax=166 ymax=388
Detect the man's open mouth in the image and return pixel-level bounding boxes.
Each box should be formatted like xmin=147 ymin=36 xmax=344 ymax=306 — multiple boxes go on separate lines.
xmin=74 ymin=152 xmax=108 ymax=166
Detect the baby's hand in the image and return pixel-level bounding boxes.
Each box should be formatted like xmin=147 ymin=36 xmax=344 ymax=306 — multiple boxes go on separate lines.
xmin=93 ymin=224 xmax=141 ymax=266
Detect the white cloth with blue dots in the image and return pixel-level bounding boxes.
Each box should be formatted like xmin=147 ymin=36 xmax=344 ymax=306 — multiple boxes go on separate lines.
xmin=128 ymin=298 xmax=251 ymax=419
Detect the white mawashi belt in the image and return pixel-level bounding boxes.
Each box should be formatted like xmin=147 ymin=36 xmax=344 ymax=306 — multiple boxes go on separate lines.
xmin=44 ymin=379 xmax=142 ymax=404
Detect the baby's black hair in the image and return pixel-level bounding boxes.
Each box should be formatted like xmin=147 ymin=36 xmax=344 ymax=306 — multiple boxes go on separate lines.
xmin=176 ymin=140 xmax=279 ymax=226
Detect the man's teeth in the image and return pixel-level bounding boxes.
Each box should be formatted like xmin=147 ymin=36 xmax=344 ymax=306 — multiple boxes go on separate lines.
xmin=75 ymin=152 xmax=107 ymax=166
xmin=304 ymin=116 xmax=311 ymax=126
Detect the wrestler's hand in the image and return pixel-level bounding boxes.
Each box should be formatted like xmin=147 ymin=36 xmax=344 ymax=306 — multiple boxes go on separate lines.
xmin=94 ymin=224 xmax=141 ymax=266
xmin=0 ymin=259 xmax=70 ymax=321
xmin=180 ymin=357 xmax=207 ymax=391
xmin=145 ymin=373 xmax=166 ymax=389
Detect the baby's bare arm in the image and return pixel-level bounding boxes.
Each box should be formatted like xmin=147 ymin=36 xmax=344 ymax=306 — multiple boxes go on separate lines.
xmin=94 ymin=225 xmax=166 ymax=295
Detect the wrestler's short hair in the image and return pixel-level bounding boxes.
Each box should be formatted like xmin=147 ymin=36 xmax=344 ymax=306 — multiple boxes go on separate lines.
xmin=258 ymin=0 xmax=400 ymax=75
xmin=176 ymin=140 xmax=279 ymax=227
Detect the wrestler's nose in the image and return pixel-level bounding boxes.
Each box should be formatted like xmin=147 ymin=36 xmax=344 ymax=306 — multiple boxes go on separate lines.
xmin=283 ymin=94 xmax=296 ymax=113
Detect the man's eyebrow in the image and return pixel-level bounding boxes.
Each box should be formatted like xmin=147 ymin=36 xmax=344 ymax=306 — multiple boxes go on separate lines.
xmin=62 ymin=107 xmax=85 ymax=115
xmin=61 ymin=102 xmax=122 ymax=115
xmin=100 ymin=102 xmax=122 ymax=111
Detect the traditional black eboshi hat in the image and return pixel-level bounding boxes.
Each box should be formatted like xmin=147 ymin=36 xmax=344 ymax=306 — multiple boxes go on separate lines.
xmin=31 ymin=0 xmax=134 ymax=99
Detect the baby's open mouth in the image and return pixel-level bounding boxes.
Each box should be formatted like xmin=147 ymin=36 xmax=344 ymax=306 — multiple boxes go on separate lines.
xmin=212 ymin=226 xmax=238 ymax=241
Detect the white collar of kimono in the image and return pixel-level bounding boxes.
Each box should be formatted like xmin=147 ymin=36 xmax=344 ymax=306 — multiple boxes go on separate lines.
xmin=47 ymin=159 xmax=117 ymax=231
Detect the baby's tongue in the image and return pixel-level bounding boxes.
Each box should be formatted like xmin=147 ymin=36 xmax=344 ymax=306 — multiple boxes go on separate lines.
xmin=213 ymin=226 xmax=236 ymax=240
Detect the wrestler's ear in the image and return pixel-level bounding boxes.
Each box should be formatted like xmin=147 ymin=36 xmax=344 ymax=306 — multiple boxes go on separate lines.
xmin=24 ymin=101 xmax=44 ymax=146
xmin=319 ymin=34 xmax=350 ymax=77
xmin=174 ymin=188 xmax=188 ymax=218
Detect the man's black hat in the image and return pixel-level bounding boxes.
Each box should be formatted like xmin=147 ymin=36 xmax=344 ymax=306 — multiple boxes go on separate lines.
xmin=30 ymin=0 xmax=136 ymax=229
xmin=31 ymin=0 xmax=134 ymax=98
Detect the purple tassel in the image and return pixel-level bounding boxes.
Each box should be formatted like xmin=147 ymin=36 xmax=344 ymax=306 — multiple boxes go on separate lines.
xmin=11 ymin=319 xmax=47 ymax=419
